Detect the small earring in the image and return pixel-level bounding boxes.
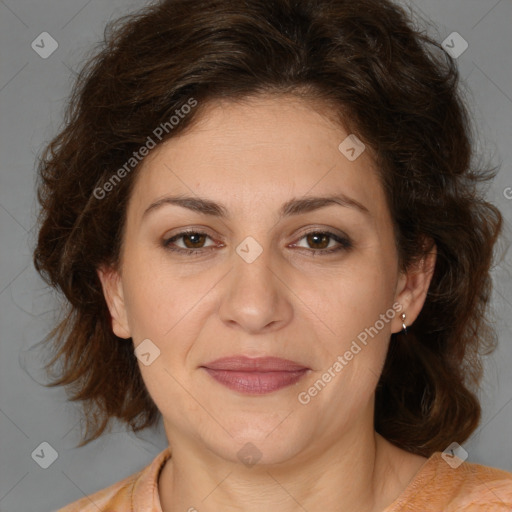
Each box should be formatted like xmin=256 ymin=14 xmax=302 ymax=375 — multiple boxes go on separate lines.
xmin=401 ymin=312 xmax=407 ymax=334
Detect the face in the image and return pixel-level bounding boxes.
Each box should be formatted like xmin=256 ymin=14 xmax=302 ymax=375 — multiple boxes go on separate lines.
xmin=99 ymin=95 xmax=430 ymax=466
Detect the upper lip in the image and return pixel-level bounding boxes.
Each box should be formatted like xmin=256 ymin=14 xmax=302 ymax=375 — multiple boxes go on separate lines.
xmin=202 ymin=356 xmax=308 ymax=372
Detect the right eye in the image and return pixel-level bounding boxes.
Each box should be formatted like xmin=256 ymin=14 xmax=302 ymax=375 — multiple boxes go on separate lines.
xmin=162 ymin=230 xmax=220 ymax=255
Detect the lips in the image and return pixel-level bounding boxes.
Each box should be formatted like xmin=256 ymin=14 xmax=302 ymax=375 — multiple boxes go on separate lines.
xmin=201 ymin=356 xmax=310 ymax=394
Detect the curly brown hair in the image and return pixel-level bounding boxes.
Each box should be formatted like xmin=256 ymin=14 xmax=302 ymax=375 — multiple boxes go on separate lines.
xmin=33 ymin=0 xmax=502 ymax=455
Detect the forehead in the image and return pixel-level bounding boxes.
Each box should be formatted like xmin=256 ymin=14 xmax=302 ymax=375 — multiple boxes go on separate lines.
xmin=127 ymin=95 xmax=387 ymax=222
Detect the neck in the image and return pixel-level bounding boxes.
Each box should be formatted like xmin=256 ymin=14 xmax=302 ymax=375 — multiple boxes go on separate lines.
xmin=158 ymin=424 xmax=419 ymax=512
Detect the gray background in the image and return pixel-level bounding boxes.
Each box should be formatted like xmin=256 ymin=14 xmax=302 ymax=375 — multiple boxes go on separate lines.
xmin=0 ymin=0 xmax=511 ymax=510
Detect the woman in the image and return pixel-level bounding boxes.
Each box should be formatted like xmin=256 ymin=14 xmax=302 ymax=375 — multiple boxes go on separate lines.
xmin=34 ymin=0 xmax=512 ymax=510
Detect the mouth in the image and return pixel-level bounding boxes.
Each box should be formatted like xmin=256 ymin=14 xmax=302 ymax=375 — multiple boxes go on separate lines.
xmin=200 ymin=356 xmax=310 ymax=395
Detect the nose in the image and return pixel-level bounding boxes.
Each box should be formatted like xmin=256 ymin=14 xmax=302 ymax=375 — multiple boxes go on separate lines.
xmin=218 ymin=247 xmax=294 ymax=334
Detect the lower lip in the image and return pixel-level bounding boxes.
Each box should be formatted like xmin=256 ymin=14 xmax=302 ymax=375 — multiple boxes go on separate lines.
xmin=202 ymin=368 xmax=309 ymax=394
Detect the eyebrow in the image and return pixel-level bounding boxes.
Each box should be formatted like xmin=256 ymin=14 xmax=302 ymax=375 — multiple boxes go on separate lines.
xmin=142 ymin=193 xmax=370 ymax=220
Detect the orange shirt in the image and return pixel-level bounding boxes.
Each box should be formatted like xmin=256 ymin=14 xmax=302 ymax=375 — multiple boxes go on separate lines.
xmin=56 ymin=446 xmax=512 ymax=511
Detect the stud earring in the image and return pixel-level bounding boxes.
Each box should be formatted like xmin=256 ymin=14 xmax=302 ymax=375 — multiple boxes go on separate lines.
xmin=401 ymin=312 xmax=407 ymax=334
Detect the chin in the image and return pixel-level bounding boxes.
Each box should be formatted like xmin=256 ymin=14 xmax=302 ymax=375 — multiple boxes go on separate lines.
xmin=208 ymin=420 xmax=309 ymax=467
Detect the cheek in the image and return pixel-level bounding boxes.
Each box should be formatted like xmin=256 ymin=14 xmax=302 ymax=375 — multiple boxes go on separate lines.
xmin=121 ymin=250 xmax=220 ymax=343
xmin=120 ymin=255 xmax=183 ymax=339
xmin=123 ymin=283 xmax=169 ymax=338
xmin=309 ymin=259 xmax=396 ymax=343
xmin=308 ymin=272 xmax=395 ymax=406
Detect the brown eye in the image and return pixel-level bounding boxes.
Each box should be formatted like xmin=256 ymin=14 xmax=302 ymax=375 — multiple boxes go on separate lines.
xmin=306 ymin=232 xmax=331 ymax=249
xmin=163 ymin=231 xmax=217 ymax=254
xmin=292 ymin=230 xmax=353 ymax=254
xmin=182 ymin=232 xmax=207 ymax=248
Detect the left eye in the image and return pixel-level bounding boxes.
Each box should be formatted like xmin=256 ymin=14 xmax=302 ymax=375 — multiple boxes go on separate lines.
xmin=292 ymin=231 xmax=352 ymax=252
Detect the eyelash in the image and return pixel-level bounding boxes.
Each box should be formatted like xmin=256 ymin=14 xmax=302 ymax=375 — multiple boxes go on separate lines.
xmin=162 ymin=229 xmax=353 ymax=256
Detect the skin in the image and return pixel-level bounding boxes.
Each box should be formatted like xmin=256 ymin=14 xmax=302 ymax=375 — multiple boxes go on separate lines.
xmin=98 ymin=95 xmax=436 ymax=512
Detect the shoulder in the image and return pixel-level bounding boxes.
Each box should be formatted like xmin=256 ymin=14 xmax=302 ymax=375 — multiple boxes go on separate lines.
xmin=448 ymin=457 xmax=512 ymax=510
xmin=386 ymin=452 xmax=512 ymax=512
xmin=55 ymin=446 xmax=172 ymax=512
xmin=55 ymin=473 xmax=136 ymax=512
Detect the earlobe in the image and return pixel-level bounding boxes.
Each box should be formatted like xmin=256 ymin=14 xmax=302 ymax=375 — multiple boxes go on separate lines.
xmin=393 ymin=243 xmax=437 ymax=334
xmin=97 ymin=266 xmax=131 ymax=339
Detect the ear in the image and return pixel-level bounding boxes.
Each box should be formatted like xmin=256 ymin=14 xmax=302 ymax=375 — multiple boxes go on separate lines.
xmin=392 ymin=241 xmax=437 ymax=334
xmin=97 ymin=266 xmax=131 ymax=339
